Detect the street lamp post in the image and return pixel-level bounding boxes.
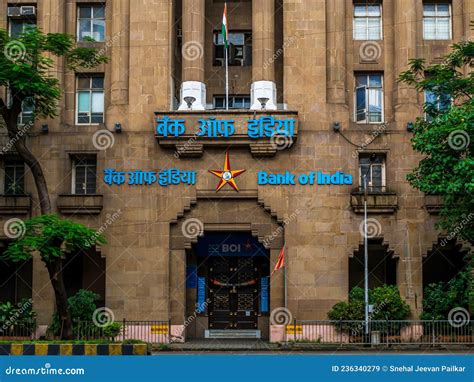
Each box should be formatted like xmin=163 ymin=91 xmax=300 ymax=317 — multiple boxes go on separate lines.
xmin=363 ymin=173 xmax=369 ymax=337
xmin=362 ymin=153 xmax=376 ymax=339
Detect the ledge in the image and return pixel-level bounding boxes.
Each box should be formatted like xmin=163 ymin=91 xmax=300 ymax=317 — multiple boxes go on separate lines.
xmin=57 ymin=194 xmax=103 ymax=215
xmin=424 ymin=195 xmax=443 ymax=214
xmin=0 ymin=195 xmax=32 ymax=215
xmin=196 ymin=189 xmax=258 ymax=200
xmin=155 ymin=110 xmax=298 ymax=158
xmin=0 ymin=343 xmax=150 ymax=356
xmin=350 ymin=189 xmax=398 ymax=214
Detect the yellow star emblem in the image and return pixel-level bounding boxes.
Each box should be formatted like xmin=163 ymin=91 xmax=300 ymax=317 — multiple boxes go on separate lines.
xmin=209 ymin=150 xmax=246 ymax=192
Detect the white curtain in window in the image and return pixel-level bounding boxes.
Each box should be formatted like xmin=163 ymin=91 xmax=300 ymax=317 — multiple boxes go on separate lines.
xmin=91 ymin=92 xmax=104 ymax=113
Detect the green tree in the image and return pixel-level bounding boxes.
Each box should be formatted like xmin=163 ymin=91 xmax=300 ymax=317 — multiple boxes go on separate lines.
xmin=398 ymin=40 xmax=473 ymax=243
xmin=2 ymin=215 xmax=105 ymax=339
xmin=0 ymin=28 xmax=107 ymax=339
xmin=420 ymin=260 xmax=472 ymax=320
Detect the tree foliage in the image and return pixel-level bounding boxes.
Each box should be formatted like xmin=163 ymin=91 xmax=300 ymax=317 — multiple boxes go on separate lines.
xmin=2 ymin=215 xmax=106 ymax=264
xmin=398 ymin=41 xmax=474 ymax=243
xmin=0 ymin=28 xmax=108 ymax=119
xmin=420 ymin=260 xmax=473 ymax=320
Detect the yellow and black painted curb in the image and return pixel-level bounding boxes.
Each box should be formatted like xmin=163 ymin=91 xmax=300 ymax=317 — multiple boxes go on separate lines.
xmin=0 ymin=343 xmax=150 ymax=356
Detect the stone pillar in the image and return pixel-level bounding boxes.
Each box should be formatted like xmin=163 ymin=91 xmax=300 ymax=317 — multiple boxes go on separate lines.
xmin=111 ymin=0 xmax=130 ymax=105
xmin=462 ymin=0 xmax=473 ymax=41
xmin=250 ymin=0 xmax=277 ymax=110
xmin=326 ymin=0 xmax=346 ymax=104
xmin=178 ymin=0 xmax=206 ymax=110
xmin=393 ymin=1 xmax=418 ymax=117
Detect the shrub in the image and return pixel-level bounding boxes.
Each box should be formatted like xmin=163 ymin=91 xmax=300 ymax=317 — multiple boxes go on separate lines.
xmin=328 ymin=285 xmax=411 ymax=330
xmin=420 ymin=263 xmax=472 ymax=321
xmin=102 ymin=322 xmax=122 ymax=340
xmin=0 ymin=299 xmax=36 ymax=335
xmin=48 ymin=289 xmax=100 ymax=337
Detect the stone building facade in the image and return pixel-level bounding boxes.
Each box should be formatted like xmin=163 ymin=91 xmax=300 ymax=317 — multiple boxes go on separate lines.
xmin=0 ymin=0 xmax=472 ymax=340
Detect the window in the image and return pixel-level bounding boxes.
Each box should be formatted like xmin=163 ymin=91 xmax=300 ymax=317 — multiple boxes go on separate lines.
xmin=3 ymin=158 xmax=25 ymax=195
xmin=7 ymin=6 xmax=36 ymax=38
xmin=76 ymin=75 xmax=104 ymax=124
xmin=9 ymin=18 xmax=36 ymax=38
xmin=359 ymin=153 xmax=386 ymax=192
xmin=353 ymin=3 xmax=382 ymax=40
xmin=6 ymin=90 xmax=34 ymax=126
xmin=77 ymin=5 xmax=105 ymax=42
xmin=423 ymin=3 xmax=451 ymax=40
xmin=72 ymin=156 xmax=97 ymax=195
xmin=18 ymin=97 xmax=34 ymax=126
xmin=214 ymin=31 xmax=252 ymax=66
xmin=355 ymin=73 xmax=383 ymax=123
xmin=213 ymin=95 xmax=251 ymax=110
xmin=424 ymin=90 xmax=451 ymax=121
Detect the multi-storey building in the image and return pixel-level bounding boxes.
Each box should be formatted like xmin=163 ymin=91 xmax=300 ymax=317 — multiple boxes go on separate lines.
xmin=0 ymin=0 xmax=472 ymax=341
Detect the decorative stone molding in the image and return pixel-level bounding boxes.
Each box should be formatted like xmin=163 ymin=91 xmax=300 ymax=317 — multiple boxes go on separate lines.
xmin=0 ymin=195 xmax=31 ymax=215
xmin=350 ymin=189 xmax=398 ymax=214
xmin=56 ymin=194 xmax=103 ymax=215
xmin=424 ymin=195 xmax=443 ymax=214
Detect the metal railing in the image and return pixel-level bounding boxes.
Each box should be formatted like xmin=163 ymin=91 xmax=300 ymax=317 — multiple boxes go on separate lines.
xmin=285 ymin=320 xmax=473 ymax=345
xmin=75 ymin=320 xmax=171 ymax=344
xmin=0 ymin=321 xmax=37 ymax=340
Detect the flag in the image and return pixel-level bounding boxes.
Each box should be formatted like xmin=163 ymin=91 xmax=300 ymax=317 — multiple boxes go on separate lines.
xmin=271 ymin=245 xmax=285 ymax=276
xmin=221 ymin=3 xmax=229 ymax=49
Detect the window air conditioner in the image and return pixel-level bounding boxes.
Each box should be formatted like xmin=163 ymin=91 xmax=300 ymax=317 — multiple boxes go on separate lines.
xmin=21 ymin=6 xmax=36 ymax=16
xmin=7 ymin=7 xmax=22 ymax=17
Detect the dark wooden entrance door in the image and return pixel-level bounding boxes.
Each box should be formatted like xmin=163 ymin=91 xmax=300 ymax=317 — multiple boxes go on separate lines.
xmin=208 ymin=257 xmax=258 ymax=330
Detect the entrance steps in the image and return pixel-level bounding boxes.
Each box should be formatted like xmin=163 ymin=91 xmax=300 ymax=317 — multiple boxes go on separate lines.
xmin=205 ymin=329 xmax=261 ymax=339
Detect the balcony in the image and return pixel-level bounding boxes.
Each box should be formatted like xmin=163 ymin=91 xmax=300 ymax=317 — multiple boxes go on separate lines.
xmin=350 ymin=187 xmax=398 ymax=214
xmin=0 ymin=195 xmax=31 ymax=215
xmin=424 ymin=195 xmax=443 ymax=215
xmin=57 ymin=194 xmax=103 ymax=215
xmin=154 ymin=110 xmax=298 ymax=158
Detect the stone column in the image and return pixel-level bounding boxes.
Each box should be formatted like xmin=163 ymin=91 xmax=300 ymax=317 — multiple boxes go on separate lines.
xmin=111 ymin=0 xmax=130 ymax=105
xmin=393 ymin=1 xmax=418 ymax=116
xmin=326 ymin=0 xmax=346 ymax=104
xmin=462 ymin=0 xmax=473 ymax=41
xmin=178 ymin=0 xmax=206 ymax=110
xmin=250 ymin=0 xmax=277 ymax=110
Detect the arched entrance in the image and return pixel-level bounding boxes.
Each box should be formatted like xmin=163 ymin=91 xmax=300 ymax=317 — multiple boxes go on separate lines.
xmin=169 ymin=193 xmax=284 ymax=341
xmin=193 ymin=232 xmax=269 ymax=336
